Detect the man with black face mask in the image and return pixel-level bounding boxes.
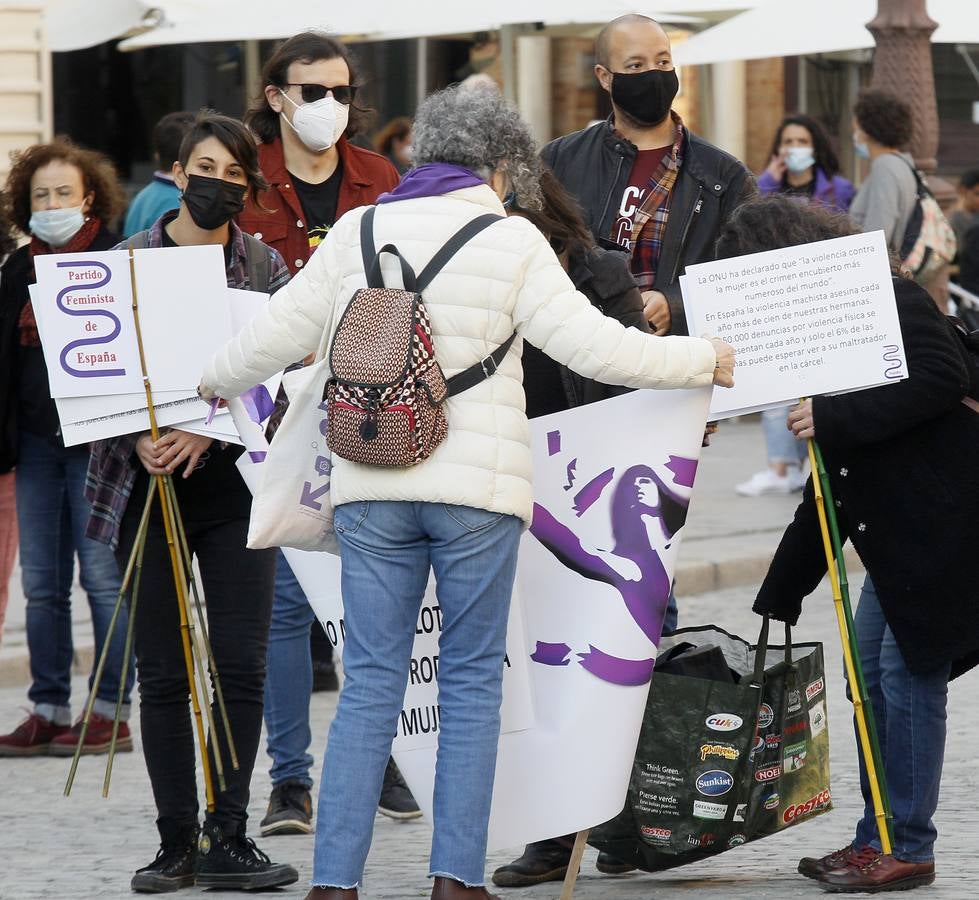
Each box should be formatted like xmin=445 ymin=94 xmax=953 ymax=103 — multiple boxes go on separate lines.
xmin=542 ymin=14 xmax=754 ymax=340
xmin=493 ymin=16 xmax=754 ymax=890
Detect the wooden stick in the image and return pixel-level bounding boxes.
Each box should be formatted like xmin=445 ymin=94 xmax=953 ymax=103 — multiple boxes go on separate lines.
xmin=559 ymin=830 xmax=589 ymax=900
xmin=128 ymin=246 xmax=217 ymax=811
xmin=64 ymin=478 xmax=155 ymax=797
xmin=806 ymin=436 xmax=892 ymax=855
xmin=164 ymin=475 xmax=239 ymax=772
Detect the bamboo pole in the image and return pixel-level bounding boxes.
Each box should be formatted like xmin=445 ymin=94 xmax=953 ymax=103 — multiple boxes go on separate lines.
xmin=102 ymin=478 xmax=155 ymax=796
xmin=810 ymin=441 xmax=895 ymax=843
xmin=805 ymin=436 xmax=893 ymax=855
xmin=64 ymin=478 xmax=155 ymax=797
xmin=558 ymin=830 xmax=589 ymax=900
xmin=127 ymin=247 xmax=217 ymax=812
xmin=168 ymin=480 xmax=239 ymax=791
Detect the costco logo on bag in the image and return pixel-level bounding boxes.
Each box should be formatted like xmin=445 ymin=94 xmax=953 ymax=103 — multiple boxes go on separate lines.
xmin=705 ymin=713 xmax=743 ymax=732
xmin=640 ymin=826 xmax=672 ymax=842
xmin=783 ymin=789 xmax=832 ymax=824
xmin=696 ymin=770 xmax=734 ymax=797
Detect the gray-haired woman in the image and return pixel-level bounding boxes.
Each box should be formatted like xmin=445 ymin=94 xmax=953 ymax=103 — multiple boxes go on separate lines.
xmin=200 ymin=86 xmax=735 ymax=899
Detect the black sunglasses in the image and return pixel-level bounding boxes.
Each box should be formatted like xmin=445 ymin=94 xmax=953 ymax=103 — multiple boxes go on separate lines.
xmin=284 ymin=83 xmax=358 ymax=105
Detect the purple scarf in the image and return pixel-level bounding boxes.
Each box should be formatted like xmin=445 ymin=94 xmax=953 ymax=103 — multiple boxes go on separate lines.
xmin=376 ymin=163 xmax=485 ymax=204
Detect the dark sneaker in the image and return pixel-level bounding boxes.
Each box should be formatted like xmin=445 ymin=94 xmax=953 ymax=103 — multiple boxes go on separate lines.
xmin=260 ymin=780 xmax=313 ymax=836
xmin=48 ymin=712 xmax=132 ymax=756
xmin=492 ymin=839 xmax=573 ymax=887
xmin=819 ymin=853 xmax=935 ymax=893
xmin=0 ymin=713 xmax=69 ymax=756
xmin=311 ymin=660 xmax=340 ymax=693
xmin=131 ymin=828 xmax=198 ymax=893
xmin=595 ymin=851 xmax=636 ymax=875
xmin=800 ymin=844 xmax=878 ymax=879
xmin=378 ymin=758 xmax=422 ymax=820
xmin=195 ymin=821 xmax=298 ymax=890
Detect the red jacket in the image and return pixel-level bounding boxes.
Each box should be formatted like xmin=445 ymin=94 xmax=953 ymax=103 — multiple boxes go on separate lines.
xmin=240 ymin=135 xmax=400 ymax=275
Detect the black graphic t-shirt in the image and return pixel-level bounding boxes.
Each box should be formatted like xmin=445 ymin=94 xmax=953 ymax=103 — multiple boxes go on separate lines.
xmin=292 ymin=159 xmax=344 ymax=252
xmin=610 ymin=146 xmax=669 ymax=252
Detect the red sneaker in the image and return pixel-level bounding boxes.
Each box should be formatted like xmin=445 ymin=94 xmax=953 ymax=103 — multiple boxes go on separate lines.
xmin=47 ymin=712 xmax=132 ymax=756
xmin=0 ymin=713 xmax=70 ymax=756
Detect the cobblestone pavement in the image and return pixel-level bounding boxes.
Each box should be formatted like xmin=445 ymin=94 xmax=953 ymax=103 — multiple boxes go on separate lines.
xmin=1 ymin=579 xmax=976 ymax=899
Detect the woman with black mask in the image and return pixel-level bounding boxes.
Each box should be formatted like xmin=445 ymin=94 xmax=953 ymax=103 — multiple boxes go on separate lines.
xmin=86 ymin=111 xmax=297 ymax=894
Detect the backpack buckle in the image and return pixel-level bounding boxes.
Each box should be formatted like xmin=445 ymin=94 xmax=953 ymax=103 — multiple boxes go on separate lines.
xmin=480 ymin=355 xmax=498 ymax=379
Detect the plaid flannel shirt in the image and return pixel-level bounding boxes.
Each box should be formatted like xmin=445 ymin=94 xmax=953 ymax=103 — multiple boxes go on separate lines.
xmin=85 ymin=212 xmax=290 ymax=548
xmin=622 ymin=112 xmax=685 ymax=292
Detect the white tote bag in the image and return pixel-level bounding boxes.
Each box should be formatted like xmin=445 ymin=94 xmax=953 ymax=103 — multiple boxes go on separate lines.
xmin=245 ymin=355 xmax=338 ymax=553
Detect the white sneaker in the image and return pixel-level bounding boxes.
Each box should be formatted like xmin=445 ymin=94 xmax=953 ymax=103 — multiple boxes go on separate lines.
xmin=736 ymin=469 xmax=794 ymax=496
xmin=787 ymin=466 xmax=808 ymax=492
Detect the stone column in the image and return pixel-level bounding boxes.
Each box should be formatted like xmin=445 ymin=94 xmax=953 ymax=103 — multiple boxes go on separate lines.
xmin=866 ymin=0 xmax=939 ymax=172
xmin=867 ymin=0 xmax=953 ymax=306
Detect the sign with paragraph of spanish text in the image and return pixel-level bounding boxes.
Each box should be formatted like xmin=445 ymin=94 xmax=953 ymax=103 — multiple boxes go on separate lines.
xmin=680 ymin=231 xmax=907 ymax=419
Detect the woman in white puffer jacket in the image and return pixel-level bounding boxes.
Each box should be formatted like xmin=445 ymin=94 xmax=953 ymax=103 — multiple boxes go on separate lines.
xmin=200 ymin=87 xmax=734 ymax=900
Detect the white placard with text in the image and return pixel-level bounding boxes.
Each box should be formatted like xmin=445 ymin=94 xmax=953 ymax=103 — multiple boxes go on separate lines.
xmin=682 ymin=231 xmax=907 ymax=418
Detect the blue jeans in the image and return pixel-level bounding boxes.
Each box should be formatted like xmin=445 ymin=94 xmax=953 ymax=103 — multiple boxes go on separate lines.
xmin=313 ymin=501 xmax=522 ymax=889
xmin=15 ymin=432 xmax=133 ymax=723
xmin=264 ymin=550 xmax=316 ymax=789
xmin=852 ymin=576 xmax=950 ymax=862
xmin=762 ymin=407 xmax=807 ymax=466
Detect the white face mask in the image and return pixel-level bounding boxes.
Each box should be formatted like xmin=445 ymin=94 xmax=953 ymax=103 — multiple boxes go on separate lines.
xmin=784 ymin=146 xmax=816 ymax=174
xmin=29 ymin=206 xmax=86 ymax=247
xmin=280 ymin=91 xmax=349 ymax=152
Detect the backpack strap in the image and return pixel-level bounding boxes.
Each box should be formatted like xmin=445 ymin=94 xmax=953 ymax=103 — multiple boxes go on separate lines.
xmin=359 ymin=205 xmax=418 ymax=291
xmin=446 ymin=331 xmax=518 ymax=397
xmin=416 ymin=214 xmax=503 ymax=291
xmin=241 ymin=232 xmax=271 ymax=294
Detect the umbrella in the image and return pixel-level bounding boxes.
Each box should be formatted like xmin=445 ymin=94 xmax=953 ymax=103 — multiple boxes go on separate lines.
xmin=673 ymin=0 xmax=979 ymax=65
xmin=117 ymin=2 xmax=765 ymax=51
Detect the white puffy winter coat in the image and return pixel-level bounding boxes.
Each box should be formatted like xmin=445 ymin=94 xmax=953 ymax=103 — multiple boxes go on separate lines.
xmin=203 ymin=185 xmax=717 ymax=526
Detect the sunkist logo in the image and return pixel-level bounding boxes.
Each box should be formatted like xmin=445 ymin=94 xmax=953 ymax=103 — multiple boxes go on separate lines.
xmin=705 ymin=713 xmax=743 ymax=732
xmin=696 ymin=770 xmax=734 ymax=797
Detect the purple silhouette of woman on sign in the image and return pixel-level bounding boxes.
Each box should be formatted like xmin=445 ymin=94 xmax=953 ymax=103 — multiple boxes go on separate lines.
xmin=529 ymin=462 xmax=691 ymax=686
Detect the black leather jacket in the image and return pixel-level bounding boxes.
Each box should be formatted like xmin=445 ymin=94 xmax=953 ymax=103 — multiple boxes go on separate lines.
xmin=542 ymin=119 xmax=755 ymax=335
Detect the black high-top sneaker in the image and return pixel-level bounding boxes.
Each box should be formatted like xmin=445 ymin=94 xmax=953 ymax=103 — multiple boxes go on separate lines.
xmin=131 ymin=821 xmax=198 ymax=893
xmin=195 ymin=820 xmax=298 ymax=890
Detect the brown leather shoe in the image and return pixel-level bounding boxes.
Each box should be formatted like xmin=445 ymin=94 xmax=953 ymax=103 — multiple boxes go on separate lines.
xmin=819 ymin=854 xmax=936 ymax=893
xmin=304 ymin=889 xmax=358 ymax=899
xmin=431 ymin=876 xmax=501 ymax=899
xmin=799 ymin=844 xmax=879 ymax=879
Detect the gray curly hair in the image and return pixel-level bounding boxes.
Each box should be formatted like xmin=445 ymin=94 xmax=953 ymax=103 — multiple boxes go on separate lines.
xmin=412 ymin=86 xmax=543 ymax=211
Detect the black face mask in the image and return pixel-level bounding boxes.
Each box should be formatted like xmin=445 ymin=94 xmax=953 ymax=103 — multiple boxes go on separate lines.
xmin=610 ymin=68 xmax=679 ymax=128
xmin=181 ymin=174 xmax=247 ymax=230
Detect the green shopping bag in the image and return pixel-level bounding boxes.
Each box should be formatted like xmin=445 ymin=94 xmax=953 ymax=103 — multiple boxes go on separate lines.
xmin=590 ymin=618 xmax=832 ymax=870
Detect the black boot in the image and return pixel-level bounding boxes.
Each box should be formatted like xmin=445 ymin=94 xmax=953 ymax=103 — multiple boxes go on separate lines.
xmin=378 ymin=758 xmax=421 ymax=820
xmin=195 ymin=819 xmax=299 ymax=890
xmin=131 ymin=820 xmax=198 ymax=893
xmin=491 ymin=838 xmax=574 ymax=887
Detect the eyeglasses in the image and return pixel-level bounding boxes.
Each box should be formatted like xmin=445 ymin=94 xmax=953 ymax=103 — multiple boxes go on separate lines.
xmin=284 ymin=83 xmax=358 ymax=105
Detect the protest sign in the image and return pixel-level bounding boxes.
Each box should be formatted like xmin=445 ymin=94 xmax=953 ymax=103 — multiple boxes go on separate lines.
xmin=681 ymin=231 xmax=906 ymax=418
xmin=31 ymin=250 xmax=143 ymax=397
xmin=233 ymin=385 xmax=712 ymax=848
xmin=233 ymin=451 xmax=535 ymax=753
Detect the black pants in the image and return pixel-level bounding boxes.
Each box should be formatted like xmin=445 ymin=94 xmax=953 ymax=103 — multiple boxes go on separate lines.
xmin=117 ymin=498 xmax=275 ymax=837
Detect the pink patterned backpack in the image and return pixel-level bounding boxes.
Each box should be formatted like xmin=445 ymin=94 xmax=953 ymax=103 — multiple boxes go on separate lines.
xmin=325 ymin=206 xmax=513 ymax=467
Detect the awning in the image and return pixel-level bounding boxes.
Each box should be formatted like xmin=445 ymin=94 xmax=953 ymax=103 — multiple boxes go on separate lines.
xmin=41 ymin=0 xmax=149 ymax=52
xmin=118 ymin=2 xmax=765 ymax=51
xmin=673 ymin=0 xmax=979 ymax=66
